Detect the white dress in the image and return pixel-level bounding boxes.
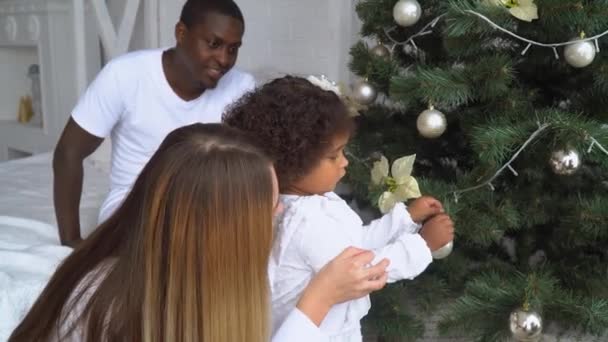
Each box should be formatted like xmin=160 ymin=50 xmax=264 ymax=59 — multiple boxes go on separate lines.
xmin=268 ymin=192 xmax=433 ymax=342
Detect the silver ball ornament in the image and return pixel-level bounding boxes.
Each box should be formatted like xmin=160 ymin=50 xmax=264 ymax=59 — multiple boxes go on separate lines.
xmin=564 ymin=39 xmax=596 ymax=68
xmin=509 ymin=309 xmax=543 ymax=342
xmin=393 ymin=0 xmax=422 ymax=27
xmin=371 ymin=44 xmax=390 ymax=58
xmin=352 ymin=80 xmax=377 ymax=105
xmin=416 ymin=108 xmax=447 ymax=138
xmin=549 ymin=148 xmax=581 ymax=175
xmin=432 ymin=241 xmax=453 ymax=259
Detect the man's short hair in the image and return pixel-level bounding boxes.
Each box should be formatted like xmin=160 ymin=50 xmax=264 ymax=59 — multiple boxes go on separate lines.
xmin=180 ymin=0 xmax=244 ymax=28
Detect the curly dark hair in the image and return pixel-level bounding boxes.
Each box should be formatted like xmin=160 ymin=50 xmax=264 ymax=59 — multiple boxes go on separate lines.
xmin=223 ymin=76 xmax=354 ymax=190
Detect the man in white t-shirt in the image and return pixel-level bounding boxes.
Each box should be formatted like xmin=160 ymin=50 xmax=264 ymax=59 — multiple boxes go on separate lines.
xmin=53 ymin=0 xmax=254 ymax=247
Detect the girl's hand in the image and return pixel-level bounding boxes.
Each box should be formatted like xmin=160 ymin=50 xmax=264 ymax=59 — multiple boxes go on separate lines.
xmin=419 ymin=213 xmax=454 ymax=251
xmin=407 ymin=196 xmax=444 ymax=223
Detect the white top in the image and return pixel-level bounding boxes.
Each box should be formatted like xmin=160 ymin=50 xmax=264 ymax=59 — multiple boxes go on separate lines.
xmin=272 ymin=309 xmax=329 ymax=342
xmin=268 ymin=192 xmax=433 ymax=342
xmin=71 ymin=48 xmax=255 ymax=223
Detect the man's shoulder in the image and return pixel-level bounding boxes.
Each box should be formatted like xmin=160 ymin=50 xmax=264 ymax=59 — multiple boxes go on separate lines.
xmin=104 ymin=48 xmax=163 ymax=71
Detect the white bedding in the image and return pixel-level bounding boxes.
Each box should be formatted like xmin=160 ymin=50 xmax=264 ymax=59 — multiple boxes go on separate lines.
xmin=0 ymin=152 xmax=110 ymax=237
xmin=0 ymin=216 xmax=72 ymax=341
xmin=0 ymin=153 xmax=109 ymax=340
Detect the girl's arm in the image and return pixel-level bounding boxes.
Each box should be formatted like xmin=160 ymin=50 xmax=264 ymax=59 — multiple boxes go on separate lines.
xmin=361 ymin=203 xmax=419 ymax=249
xmin=361 ymin=196 xmax=444 ymax=250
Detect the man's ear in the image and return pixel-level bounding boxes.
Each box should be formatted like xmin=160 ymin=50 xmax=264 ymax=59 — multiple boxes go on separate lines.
xmin=175 ymin=22 xmax=188 ymax=45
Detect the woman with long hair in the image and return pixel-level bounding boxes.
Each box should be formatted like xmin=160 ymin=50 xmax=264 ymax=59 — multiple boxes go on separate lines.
xmin=9 ymin=123 xmax=388 ymax=342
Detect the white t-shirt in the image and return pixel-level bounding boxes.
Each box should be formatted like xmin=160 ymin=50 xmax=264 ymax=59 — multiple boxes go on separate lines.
xmin=268 ymin=192 xmax=433 ymax=342
xmin=71 ymin=48 xmax=255 ymax=223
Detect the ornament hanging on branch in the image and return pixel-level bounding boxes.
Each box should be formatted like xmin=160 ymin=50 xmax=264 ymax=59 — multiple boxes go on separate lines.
xmin=416 ymin=106 xmax=447 ymax=138
xmin=352 ymin=79 xmax=378 ymax=105
xmin=564 ymin=34 xmax=596 ymax=68
xmin=370 ymin=43 xmax=390 ymax=58
xmin=393 ymin=0 xmax=421 ymax=27
xmin=432 ymin=241 xmax=453 ymax=259
xmin=549 ymin=147 xmax=581 ymax=175
xmin=509 ymin=308 xmax=543 ymax=342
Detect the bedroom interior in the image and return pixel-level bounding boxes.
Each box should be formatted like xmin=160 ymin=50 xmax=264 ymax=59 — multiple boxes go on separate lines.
xmin=0 ymin=1 xmax=361 ymax=340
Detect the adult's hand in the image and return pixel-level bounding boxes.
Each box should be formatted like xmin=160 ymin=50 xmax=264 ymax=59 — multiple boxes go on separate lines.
xmin=296 ymin=247 xmax=389 ymax=326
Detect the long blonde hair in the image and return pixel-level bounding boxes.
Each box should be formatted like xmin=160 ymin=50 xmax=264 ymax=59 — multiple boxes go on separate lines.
xmin=10 ymin=123 xmax=273 ymax=342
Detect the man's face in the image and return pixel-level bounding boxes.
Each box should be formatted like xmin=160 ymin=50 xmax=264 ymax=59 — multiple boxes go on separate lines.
xmin=175 ymin=12 xmax=244 ymax=89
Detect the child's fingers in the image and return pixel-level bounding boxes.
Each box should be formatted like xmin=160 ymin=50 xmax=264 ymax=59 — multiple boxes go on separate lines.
xmin=429 ymin=205 xmax=443 ymax=215
xmin=428 ymin=198 xmax=444 ymax=212
xmin=428 ymin=213 xmax=449 ymax=224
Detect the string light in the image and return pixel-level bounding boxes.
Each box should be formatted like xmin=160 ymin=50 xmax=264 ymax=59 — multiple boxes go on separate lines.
xmin=451 ymin=125 xmax=608 ymax=199
xmin=367 ymin=9 xmax=608 ymax=199
xmin=381 ymin=10 xmax=608 ymax=59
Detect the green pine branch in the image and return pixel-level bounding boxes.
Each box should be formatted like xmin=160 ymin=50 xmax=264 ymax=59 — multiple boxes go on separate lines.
xmin=438 ymin=271 xmax=557 ymax=341
xmin=349 ymin=41 xmax=399 ymax=93
xmin=390 ymin=66 xmax=473 ymax=108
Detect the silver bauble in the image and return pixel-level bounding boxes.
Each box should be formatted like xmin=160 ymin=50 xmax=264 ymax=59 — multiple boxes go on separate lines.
xmin=416 ymin=108 xmax=447 ymax=138
xmin=549 ymin=148 xmax=581 ymax=175
xmin=509 ymin=309 xmax=543 ymax=342
xmin=564 ymin=39 xmax=596 ymax=68
xmin=432 ymin=241 xmax=453 ymax=259
xmin=371 ymin=44 xmax=390 ymax=58
xmin=393 ymin=0 xmax=422 ymax=27
xmin=352 ymin=80 xmax=377 ymax=105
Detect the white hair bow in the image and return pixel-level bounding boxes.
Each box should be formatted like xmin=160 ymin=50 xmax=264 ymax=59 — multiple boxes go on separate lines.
xmin=306 ymin=74 xmax=365 ymax=117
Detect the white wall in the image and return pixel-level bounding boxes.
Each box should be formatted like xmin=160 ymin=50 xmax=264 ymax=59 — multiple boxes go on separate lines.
xmin=157 ymin=0 xmax=361 ymax=85
xmin=107 ymin=0 xmax=148 ymax=54
xmin=0 ymin=0 xmax=362 ymax=160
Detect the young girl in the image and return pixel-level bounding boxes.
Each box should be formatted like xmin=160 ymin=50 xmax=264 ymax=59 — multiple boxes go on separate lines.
xmin=224 ymin=76 xmax=455 ymax=341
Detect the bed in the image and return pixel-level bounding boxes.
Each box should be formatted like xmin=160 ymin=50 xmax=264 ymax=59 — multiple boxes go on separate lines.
xmin=0 ymin=152 xmax=109 ymax=340
xmin=0 ymin=152 xmax=109 ymax=230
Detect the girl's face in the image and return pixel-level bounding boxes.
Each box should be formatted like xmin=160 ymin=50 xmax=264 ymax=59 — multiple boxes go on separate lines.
xmin=288 ymin=133 xmax=350 ymax=196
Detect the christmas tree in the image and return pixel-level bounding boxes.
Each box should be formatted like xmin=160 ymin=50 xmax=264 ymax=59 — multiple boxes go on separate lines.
xmin=344 ymin=0 xmax=608 ymax=340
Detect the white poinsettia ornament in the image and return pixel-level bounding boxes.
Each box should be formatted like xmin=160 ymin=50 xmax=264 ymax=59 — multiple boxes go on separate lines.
xmin=371 ymin=154 xmax=421 ymax=214
xmin=486 ymin=0 xmax=538 ymax=22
